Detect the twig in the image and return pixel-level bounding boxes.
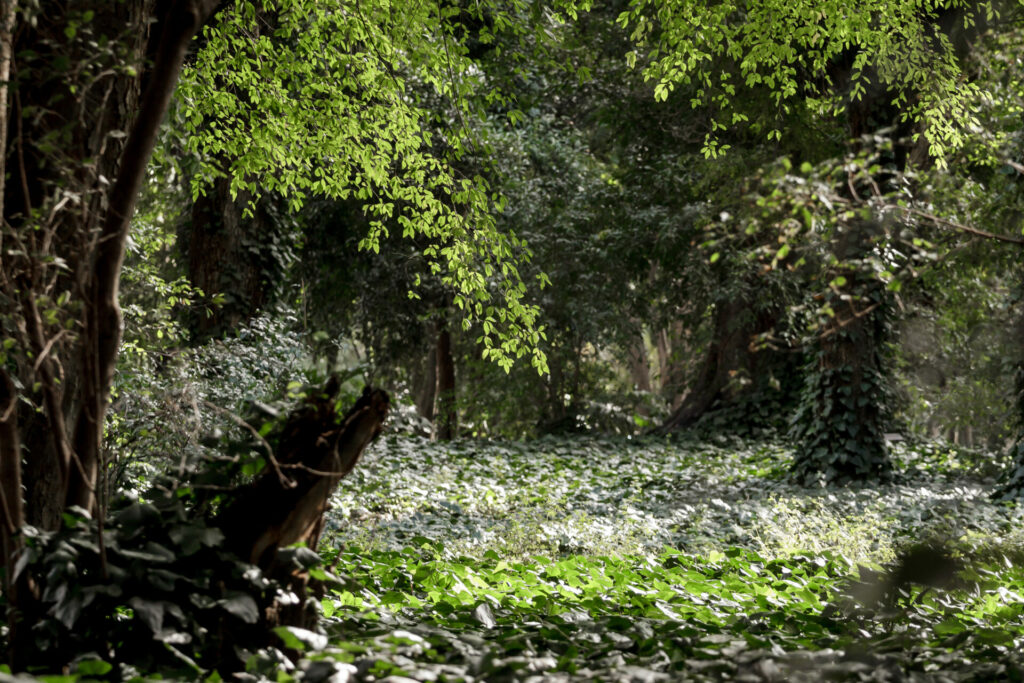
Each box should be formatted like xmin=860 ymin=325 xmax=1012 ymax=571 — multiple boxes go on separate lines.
xmin=819 ymin=300 xmax=882 ymax=340
xmin=902 ymin=206 xmax=1024 ymax=245
xmin=277 ymin=460 xmax=342 ymax=478
xmin=32 ymin=329 xmax=68 ymax=372
xmin=201 ymin=400 xmax=295 ymax=489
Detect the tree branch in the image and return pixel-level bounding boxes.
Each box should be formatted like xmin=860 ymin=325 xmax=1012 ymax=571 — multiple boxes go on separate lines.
xmin=902 ymin=206 xmax=1024 ymax=245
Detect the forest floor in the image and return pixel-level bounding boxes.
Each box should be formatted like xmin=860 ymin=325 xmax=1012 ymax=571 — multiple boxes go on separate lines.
xmin=285 ymin=435 xmax=1024 ymax=682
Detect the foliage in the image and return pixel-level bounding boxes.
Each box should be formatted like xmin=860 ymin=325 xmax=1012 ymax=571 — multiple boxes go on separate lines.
xmin=331 ymin=435 xmax=1017 ymax=561
xmin=107 ymin=312 xmax=316 ymax=494
xmin=616 ymin=0 xmax=999 ymax=166
xmin=0 ymin=500 xmax=282 ymax=678
xmin=895 ymin=259 xmax=1019 ymax=450
xmin=179 ymin=0 xmax=553 ymax=373
xmin=7 ymin=428 xmax=1024 ymax=680
xmin=313 ymin=435 xmax=1024 ymax=682
xmin=6 ymin=0 xmax=1024 ymax=679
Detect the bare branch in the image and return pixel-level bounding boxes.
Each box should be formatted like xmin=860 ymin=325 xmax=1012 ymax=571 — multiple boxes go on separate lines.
xmin=201 ymin=400 xmax=296 ymax=490
xmin=902 ymin=206 xmax=1024 ymax=245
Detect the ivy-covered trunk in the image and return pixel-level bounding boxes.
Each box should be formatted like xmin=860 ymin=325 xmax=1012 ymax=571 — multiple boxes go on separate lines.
xmin=790 ymin=221 xmax=894 ymax=485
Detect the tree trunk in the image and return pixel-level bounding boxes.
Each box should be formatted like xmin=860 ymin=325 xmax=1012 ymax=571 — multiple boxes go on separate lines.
xmin=626 ymin=331 xmax=653 ymax=394
xmin=995 ymin=305 xmax=1024 ymax=500
xmin=656 ymin=321 xmax=687 ymax=410
xmin=435 ymin=321 xmax=457 ymax=440
xmin=0 ymin=0 xmax=16 ymax=598
xmin=0 ymin=0 xmax=218 ymax=634
xmin=218 ymin=384 xmax=389 ymax=569
xmin=790 ymin=221 xmax=893 ymax=484
xmin=658 ymin=296 xmax=776 ymax=432
xmin=414 ymin=343 xmax=437 ymax=422
xmin=0 ymin=370 xmax=22 ymax=623
xmin=187 ymin=176 xmax=274 ymax=338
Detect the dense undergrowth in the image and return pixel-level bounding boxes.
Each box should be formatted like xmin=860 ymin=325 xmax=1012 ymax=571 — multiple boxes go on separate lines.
xmin=4 ymin=435 xmax=1024 ymax=682
xmin=300 ymin=436 xmax=1024 ymax=682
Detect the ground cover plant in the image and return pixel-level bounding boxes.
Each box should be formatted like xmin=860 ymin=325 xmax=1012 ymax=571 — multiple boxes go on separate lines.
xmin=251 ymin=437 xmax=1024 ymax=681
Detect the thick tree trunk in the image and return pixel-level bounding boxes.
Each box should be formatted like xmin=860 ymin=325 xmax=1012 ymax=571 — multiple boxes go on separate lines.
xmin=0 ymin=0 xmax=16 ymax=594
xmin=0 ymin=370 xmax=22 ymax=612
xmin=435 ymin=321 xmax=457 ymax=440
xmin=0 ymin=0 xmax=218 ymax=636
xmin=791 ymin=221 xmax=893 ymax=483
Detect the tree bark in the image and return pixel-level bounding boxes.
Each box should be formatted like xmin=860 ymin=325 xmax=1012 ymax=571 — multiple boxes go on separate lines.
xmin=218 ymin=384 xmax=389 ymax=568
xmin=0 ymin=3 xmax=16 ymax=594
xmin=0 ymin=0 xmax=13 ymax=226
xmin=187 ymin=176 xmax=274 ymax=338
xmin=435 ymin=321 xmax=457 ymax=440
xmin=0 ymin=369 xmax=22 ymax=620
xmin=68 ymin=0 xmax=220 ymax=517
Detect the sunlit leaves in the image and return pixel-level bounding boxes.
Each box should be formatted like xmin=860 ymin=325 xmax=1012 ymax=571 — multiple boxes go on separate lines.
xmin=179 ymin=0 xmax=548 ymax=373
xmin=613 ymin=0 xmax=1000 ymax=166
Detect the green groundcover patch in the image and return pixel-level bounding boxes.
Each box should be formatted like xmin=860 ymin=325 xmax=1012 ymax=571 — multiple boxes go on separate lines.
xmin=312 ymin=436 xmax=1024 ymax=682
xmin=5 ymin=435 xmax=1024 ymax=681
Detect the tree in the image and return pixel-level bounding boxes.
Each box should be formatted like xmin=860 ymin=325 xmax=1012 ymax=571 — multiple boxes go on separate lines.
xmin=612 ymin=0 xmax=1024 ymax=481
xmin=0 ymin=0 xmax=548 ymax=668
xmin=1 ymin=0 xmax=221 ymax=665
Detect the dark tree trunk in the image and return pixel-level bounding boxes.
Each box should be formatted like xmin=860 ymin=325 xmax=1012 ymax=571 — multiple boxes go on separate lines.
xmin=187 ymin=176 xmax=275 ymax=338
xmin=996 ymin=300 xmax=1024 ymax=500
xmin=658 ymin=296 xmax=777 ymax=432
xmin=218 ymin=384 xmax=389 ymax=568
xmin=1 ymin=0 xmax=219 ymax=659
xmin=435 ymin=321 xmax=457 ymax=440
xmin=4 ymin=0 xmax=160 ymax=530
xmin=0 ymin=0 xmax=15 ymax=590
xmin=0 ymin=371 xmax=22 ymax=609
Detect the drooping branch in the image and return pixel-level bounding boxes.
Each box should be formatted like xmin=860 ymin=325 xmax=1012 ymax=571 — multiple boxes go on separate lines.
xmin=901 ymin=207 xmax=1024 ymax=246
